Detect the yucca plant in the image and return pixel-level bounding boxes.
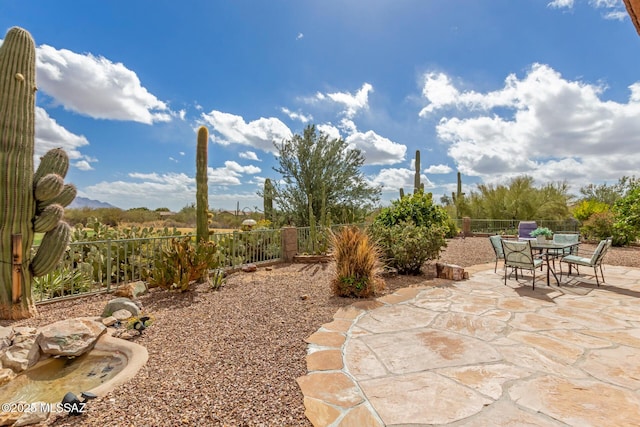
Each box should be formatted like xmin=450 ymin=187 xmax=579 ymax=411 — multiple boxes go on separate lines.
xmin=330 ymin=226 xmax=384 ymax=298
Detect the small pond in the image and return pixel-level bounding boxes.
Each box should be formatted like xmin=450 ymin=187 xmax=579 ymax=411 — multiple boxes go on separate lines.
xmin=0 ymin=350 xmax=126 ymax=404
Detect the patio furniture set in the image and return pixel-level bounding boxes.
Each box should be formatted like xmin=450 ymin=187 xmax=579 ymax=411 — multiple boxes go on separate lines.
xmin=489 ymin=221 xmax=612 ymax=290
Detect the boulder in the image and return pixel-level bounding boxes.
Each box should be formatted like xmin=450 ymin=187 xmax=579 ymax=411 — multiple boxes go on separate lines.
xmin=242 ymin=264 xmax=258 ymax=273
xmin=113 ymin=281 xmax=148 ymax=299
xmin=102 ymin=297 xmax=141 ymax=318
xmin=0 ymin=410 xmax=21 ymax=426
xmin=37 ymin=319 xmax=106 ymax=357
xmin=436 ymin=263 xmax=467 ymax=281
xmin=1 ymin=334 xmax=39 ymax=372
xmin=112 ymin=309 xmax=133 ymax=321
xmin=15 ymin=404 xmax=49 ymax=427
xmin=0 ymin=326 xmax=14 ymax=351
xmin=102 ymin=316 xmax=118 ymax=327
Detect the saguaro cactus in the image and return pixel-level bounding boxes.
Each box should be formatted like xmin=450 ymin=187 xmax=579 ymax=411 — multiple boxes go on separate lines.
xmin=263 ymin=178 xmax=274 ymax=222
xmin=413 ymin=149 xmax=422 ymax=194
xmin=196 ymin=126 xmax=209 ymax=244
xmin=0 ymin=27 xmax=75 ymax=319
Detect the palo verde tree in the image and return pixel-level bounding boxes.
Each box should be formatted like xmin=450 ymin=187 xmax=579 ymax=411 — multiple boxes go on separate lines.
xmin=270 ymin=124 xmax=381 ymax=226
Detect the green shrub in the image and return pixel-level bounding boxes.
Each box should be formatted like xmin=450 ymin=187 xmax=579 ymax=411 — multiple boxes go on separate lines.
xmin=369 ymin=221 xmax=446 ymax=275
xmin=371 ymin=192 xmax=449 ymax=275
xmin=33 ymin=266 xmax=92 ymax=299
xmin=572 ymin=200 xmax=610 ymax=222
xmin=330 ymin=226 xmax=383 ymax=298
xmin=580 ymin=211 xmax=614 ymax=242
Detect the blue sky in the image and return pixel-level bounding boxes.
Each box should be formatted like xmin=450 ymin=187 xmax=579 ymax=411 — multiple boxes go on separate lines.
xmin=1 ymin=0 xmax=639 ymax=212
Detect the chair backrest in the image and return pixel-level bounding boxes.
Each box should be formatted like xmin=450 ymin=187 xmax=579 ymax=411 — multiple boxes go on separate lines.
xmin=489 ymin=235 xmax=504 ymax=259
xmin=590 ymin=237 xmax=612 ymax=266
xmin=518 ymin=221 xmax=538 ymax=240
xmin=502 ymin=240 xmax=536 ymax=269
xmin=553 ymin=233 xmax=580 ymax=254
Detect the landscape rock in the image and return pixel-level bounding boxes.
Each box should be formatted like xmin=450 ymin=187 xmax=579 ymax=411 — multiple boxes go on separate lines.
xmin=112 ymin=309 xmax=133 ymax=321
xmin=102 ymin=316 xmax=119 ymax=327
xmin=37 ymin=319 xmax=106 ymax=357
xmin=436 ymin=263 xmax=467 ymax=281
xmin=14 ymin=403 xmax=49 ymax=426
xmin=0 ymin=410 xmax=21 ymax=426
xmin=242 ymin=264 xmax=258 ymax=273
xmin=1 ymin=335 xmax=39 ymax=372
xmin=0 ymin=326 xmax=14 ymax=351
xmin=102 ymin=297 xmax=141 ymax=318
xmin=113 ymin=281 xmax=148 ymax=299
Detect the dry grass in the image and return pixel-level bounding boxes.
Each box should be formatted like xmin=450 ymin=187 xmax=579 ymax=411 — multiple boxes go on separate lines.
xmin=330 ymin=226 xmax=384 ymax=298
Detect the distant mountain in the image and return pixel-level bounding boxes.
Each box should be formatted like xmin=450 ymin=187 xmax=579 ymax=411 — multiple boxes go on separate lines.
xmin=68 ymin=197 xmax=118 ymax=209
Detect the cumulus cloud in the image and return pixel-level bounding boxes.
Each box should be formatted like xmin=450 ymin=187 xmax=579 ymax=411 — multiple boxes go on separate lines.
xmin=239 ymin=151 xmax=261 ymax=161
xmin=36 ymin=44 xmax=172 ymax=124
xmin=34 ymin=107 xmax=96 ymax=170
xmin=296 ymin=33 xmax=304 ymax=40
xmin=345 ymin=130 xmax=406 ymax=165
xmin=317 ymin=124 xmax=342 ymax=140
xmin=548 ymin=0 xmax=627 ymax=20
xmin=424 ymin=164 xmax=453 ymax=174
xmin=419 ymin=63 xmax=640 ymax=190
xmin=369 ymin=167 xmax=433 ymax=192
xmin=201 ymin=110 xmax=292 ymax=153
xmin=317 ymin=83 xmax=373 ymax=118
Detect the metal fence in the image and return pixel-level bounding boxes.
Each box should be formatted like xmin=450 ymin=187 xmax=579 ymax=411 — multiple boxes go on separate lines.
xmin=296 ymin=223 xmax=366 ymax=254
xmin=454 ymin=218 xmax=581 ymax=236
xmin=33 ymin=228 xmax=284 ymax=303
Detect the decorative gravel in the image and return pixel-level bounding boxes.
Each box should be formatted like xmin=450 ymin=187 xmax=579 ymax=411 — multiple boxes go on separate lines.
xmin=2 ymin=237 xmax=638 ymax=426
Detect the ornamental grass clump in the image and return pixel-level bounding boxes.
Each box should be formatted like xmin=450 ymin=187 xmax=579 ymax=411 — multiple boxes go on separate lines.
xmin=330 ymin=226 xmax=384 ymax=298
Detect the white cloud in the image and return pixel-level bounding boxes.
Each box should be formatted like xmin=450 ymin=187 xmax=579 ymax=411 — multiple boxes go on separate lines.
xmin=281 ymin=107 xmax=312 ymax=123
xmin=239 ymin=151 xmax=261 ymax=161
xmin=34 ymin=107 xmax=96 ymax=170
xmin=345 ymin=130 xmax=406 ymax=165
xmin=201 ymin=110 xmax=292 ymax=153
xmin=547 ymin=0 xmax=574 ymax=8
xmin=74 ymin=160 xmax=93 ymax=171
xmin=318 ymin=83 xmax=373 ymax=118
xmin=317 ymin=124 xmax=342 ymax=140
xmin=420 ymin=63 xmax=640 ymax=192
xmin=224 ymin=160 xmax=261 ymax=175
xmin=179 ymin=151 xmax=185 ymax=156
xmin=424 ymin=164 xmax=453 ymax=174
xmin=369 ymin=167 xmax=433 ymax=192
xmin=36 ymin=44 xmax=171 ymax=124
xmin=296 ymin=33 xmax=304 ymax=40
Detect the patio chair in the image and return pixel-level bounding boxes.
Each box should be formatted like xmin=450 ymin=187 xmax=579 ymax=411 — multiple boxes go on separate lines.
xmin=548 ymin=233 xmax=580 ymax=269
xmin=501 ymin=239 xmax=544 ymax=289
xmin=560 ymin=237 xmax=612 ymax=286
xmin=517 ymin=221 xmax=538 ymax=241
xmin=489 ymin=235 xmax=504 ymax=273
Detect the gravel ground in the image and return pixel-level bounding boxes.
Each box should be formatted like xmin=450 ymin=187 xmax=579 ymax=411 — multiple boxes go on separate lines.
xmin=2 ymin=237 xmax=639 ymax=426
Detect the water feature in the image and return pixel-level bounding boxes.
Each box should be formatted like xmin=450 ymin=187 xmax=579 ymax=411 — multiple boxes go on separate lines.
xmin=0 ymin=349 xmax=126 ymax=404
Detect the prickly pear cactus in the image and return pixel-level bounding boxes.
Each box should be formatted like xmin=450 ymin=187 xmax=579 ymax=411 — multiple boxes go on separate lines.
xmin=0 ymin=27 xmax=75 ymax=319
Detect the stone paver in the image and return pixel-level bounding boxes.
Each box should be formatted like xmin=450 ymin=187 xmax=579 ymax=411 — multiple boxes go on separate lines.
xmin=297 ymin=264 xmax=640 ymax=426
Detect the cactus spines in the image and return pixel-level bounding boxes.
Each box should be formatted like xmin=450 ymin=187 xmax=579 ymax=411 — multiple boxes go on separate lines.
xmin=0 ymin=27 xmax=75 ymax=319
xmin=414 ymin=149 xmax=422 ymax=194
xmin=263 ymin=178 xmax=274 ymax=222
xmin=34 ymin=173 xmax=64 ymax=202
xmin=38 ymin=183 xmax=76 ymax=210
xmin=196 ymin=126 xmax=209 ymax=245
xmin=34 ymin=204 xmax=64 ymax=233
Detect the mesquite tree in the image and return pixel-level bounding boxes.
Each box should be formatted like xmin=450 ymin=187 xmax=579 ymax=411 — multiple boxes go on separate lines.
xmin=0 ymin=27 xmax=75 ymax=319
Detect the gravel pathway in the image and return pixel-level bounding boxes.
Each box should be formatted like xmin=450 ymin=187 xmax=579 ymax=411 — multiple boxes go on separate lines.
xmin=2 ymin=237 xmax=638 ymax=426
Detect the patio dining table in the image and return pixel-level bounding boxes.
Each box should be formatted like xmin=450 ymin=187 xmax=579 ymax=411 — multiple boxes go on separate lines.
xmin=528 ymin=240 xmax=580 ymax=286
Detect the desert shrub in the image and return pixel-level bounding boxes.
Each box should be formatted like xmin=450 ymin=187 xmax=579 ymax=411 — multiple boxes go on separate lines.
xmin=612 ymin=186 xmax=640 ymax=245
xmin=370 ymin=192 xmax=449 ymax=274
xmin=580 ymin=211 xmax=615 ymax=242
xmin=149 ymin=237 xmax=220 ymax=291
xmin=572 ymin=199 xmax=610 ymax=222
xmin=369 ymin=221 xmax=446 ymax=275
xmin=330 ymin=226 xmax=383 ymax=298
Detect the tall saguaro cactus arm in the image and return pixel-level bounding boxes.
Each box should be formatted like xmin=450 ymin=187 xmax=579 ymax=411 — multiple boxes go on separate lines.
xmin=196 ymin=126 xmax=209 ymax=244
xmin=0 ymin=27 xmax=74 ymax=319
xmin=414 ymin=149 xmax=422 ymax=194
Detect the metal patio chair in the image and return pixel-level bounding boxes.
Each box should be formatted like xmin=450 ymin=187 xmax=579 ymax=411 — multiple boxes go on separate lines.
xmin=560 ymin=237 xmax=612 ymax=286
xmin=502 ymin=239 xmax=544 ymax=289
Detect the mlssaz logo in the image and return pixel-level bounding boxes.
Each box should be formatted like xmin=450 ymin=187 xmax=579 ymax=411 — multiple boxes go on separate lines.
xmin=56 ymin=402 xmax=87 ymax=415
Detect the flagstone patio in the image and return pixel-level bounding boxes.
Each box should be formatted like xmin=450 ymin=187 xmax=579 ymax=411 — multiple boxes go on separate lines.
xmin=297 ymin=263 xmax=640 ymax=426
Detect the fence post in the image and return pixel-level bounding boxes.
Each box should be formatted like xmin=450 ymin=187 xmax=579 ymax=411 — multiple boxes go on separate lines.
xmin=281 ymin=226 xmax=297 ymax=262
xmin=11 ymin=234 xmax=22 ymax=303
xmin=106 ymin=241 xmax=112 ymax=292
xmin=462 ymin=217 xmax=471 ymax=238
